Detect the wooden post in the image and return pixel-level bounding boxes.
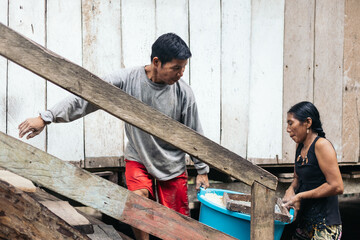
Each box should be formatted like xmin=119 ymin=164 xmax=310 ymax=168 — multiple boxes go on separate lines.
xmin=0 ymin=132 xmax=236 ymax=240
xmin=0 ymin=180 xmax=90 ymax=240
xmin=0 ymin=22 xmax=277 ymax=191
xmin=250 ymin=181 xmax=275 ymax=240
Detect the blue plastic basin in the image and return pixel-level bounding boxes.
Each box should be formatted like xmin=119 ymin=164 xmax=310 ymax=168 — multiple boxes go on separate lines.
xmin=197 ymin=188 xmax=293 ymax=240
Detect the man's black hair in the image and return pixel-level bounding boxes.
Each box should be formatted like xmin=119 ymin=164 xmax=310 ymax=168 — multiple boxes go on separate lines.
xmin=150 ymin=33 xmax=192 ymax=65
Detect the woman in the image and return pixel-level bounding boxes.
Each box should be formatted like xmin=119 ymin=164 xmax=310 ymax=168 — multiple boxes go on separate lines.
xmin=283 ymin=101 xmax=343 ymax=240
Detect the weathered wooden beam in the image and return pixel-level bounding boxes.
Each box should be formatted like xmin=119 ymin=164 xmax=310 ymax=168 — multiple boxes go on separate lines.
xmin=0 ymin=132 xmax=236 ymax=240
xmin=40 ymin=200 xmax=94 ymax=234
xmin=250 ymin=182 xmax=275 ymax=240
xmin=222 ymin=193 xmax=291 ymax=223
xmin=0 ymin=22 xmax=277 ymax=190
xmin=88 ymin=224 xmax=126 ymax=240
xmin=0 ymin=169 xmax=37 ymax=192
xmin=0 ymin=180 xmax=90 ymax=240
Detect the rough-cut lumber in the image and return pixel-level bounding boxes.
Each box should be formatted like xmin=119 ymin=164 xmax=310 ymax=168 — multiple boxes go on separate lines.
xmin=250 ymin=182 xmax=275 ymax=240
xmin=28 ymin=186 xmax=133 ymax=240
xmin=0 ymin=179 xmax=90 ymax=240
xmin=0 ymin=132 xmax=236 ymax=240
xmin=0 ymin=22 xmax=277 ymax=190
xmin=0 ymin=169 xmax=36 ymax=192
xmin=40 ymin=200 xmax=94 ymax=234
xmin=88 ymin=224 xmax=125 ymax=240
xmin=223 ymin=193 xmax=291 ymax=223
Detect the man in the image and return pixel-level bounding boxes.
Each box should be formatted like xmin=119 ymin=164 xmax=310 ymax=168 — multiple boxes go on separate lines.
xmin=18 ymin=33 xmax=210 ymax=240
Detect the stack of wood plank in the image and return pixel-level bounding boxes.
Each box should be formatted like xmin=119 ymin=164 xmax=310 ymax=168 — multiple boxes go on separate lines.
xmin=0 ymin=170 xmax=131 ymax=240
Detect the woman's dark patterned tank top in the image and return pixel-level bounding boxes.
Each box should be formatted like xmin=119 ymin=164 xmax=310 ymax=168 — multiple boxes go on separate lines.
xmin=295 ymin=136 xmax=341 ymax=230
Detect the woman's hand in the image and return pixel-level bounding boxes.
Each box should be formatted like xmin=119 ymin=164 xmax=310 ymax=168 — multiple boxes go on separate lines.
xmin=283 ymin=192 xmax=302 ymax=220
xmin=282 ymin=187 xmax=295 ymax=203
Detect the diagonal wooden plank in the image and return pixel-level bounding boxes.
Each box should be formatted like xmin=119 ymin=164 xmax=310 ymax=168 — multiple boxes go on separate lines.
xmin=0 ymin=131 xmax=236 ymax=240
xmin=0 ymin=22 xmax=277 ymax=190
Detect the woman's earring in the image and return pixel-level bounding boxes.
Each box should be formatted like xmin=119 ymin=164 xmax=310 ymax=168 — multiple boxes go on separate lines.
xmin=306 ymin=128 xmax=310 ymax=134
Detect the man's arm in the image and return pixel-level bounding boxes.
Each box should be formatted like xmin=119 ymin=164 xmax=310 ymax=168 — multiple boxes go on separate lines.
xmin=18 ymin=70 xmax=127 ymax=140
xmin=18 ymin=94 xmax=98 ymax=140
xmin=181 ymin=98 xmax=210 ymax=189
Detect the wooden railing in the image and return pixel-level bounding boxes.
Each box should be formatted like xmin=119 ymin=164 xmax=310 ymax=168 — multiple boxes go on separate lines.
xmin=0 ymin=22 xmax=277 ymax=239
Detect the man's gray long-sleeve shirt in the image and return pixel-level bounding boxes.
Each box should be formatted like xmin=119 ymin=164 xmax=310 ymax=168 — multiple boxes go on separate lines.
xmin=41 ymin=66 xmax=209 ymax=180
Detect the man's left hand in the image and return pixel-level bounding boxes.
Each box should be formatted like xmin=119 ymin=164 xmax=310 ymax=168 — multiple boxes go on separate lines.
xmin=196 ymin=174 xmax=209 ymax=190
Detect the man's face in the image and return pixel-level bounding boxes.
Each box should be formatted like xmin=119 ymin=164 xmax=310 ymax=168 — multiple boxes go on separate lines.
xmin=155 ymin=58 xmax=188 ymax=85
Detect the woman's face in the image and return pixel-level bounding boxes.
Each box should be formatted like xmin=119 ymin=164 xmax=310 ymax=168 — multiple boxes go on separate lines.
xmin=286 ymin=113 xmax=308 ymax=143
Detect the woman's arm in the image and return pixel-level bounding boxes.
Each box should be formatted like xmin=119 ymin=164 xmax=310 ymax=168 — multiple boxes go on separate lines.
xmin=300 ymin=138 xmax=343 ymax=199
xmin=284 ymin=138 xmax=343 ymax=207
xmin=283 ymin=170 xmax=299 ymax=202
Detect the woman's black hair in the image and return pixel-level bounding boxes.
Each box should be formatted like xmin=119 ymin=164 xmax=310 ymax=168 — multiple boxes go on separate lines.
xmin=150 ymin=33 xmax=192 ymax=65
xmin=288 ymin=101 xmax=326 ymax=138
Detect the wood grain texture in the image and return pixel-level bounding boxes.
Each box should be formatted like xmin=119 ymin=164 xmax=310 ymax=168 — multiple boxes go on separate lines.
xmin=0 ymin=169 xmax=36 ymax=192
xmin=223 ymin=192 xmax=291 ymax=223
xmin=0 ymin=180 xmax=90 ymax=240
xmin=155 ymin=0 xmax=190 ymax=84
xmin=40 ymin=201 xmax=93 ymax=233
xmin=0 ymin=132 xmax=237 ymax=240
xmin=7 ymin=0 xmax=46 ymax=151
xmin=314 ymin=0 xmax=344 ymax=160
xmin=88 ymin=224 xmax=125 ymax=240
xmin=121 ymin=192 xmax=236 ymax=240
xmin=282 ymin=0 xmax=315 ymax=163
xmin=121 ymin=0 xmax=155 ymax=67
xmin=0 ymin=131 xmax=129 ymax=217
xmin=82 ymin=0 xmax=125 ymax=159
xmin=0 ymin=0 xmax=6 ymax=133
xmin=0 ymin=22 xmax=278 ymax=189
xmin=250 ymin=181 xmax=275 ymax=240
xmin=221 ymin=0 xmax=251 ymax=157
xmin=248 ymin=0 xmax=285 ymax=162
xmin=189 ymin=0 xmax=221 ymax=143
xmin=47 ymin=0 xmax=84 ymax=161
xmin=342 ymin=0 xmax=360 ymax=163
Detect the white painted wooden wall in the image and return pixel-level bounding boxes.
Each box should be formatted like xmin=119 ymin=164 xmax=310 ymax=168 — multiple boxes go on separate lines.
xmin=0 ymin=0 xmax=355 ymax=164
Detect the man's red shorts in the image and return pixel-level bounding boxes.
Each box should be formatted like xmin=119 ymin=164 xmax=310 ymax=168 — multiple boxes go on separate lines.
xmin=125 ymin=159 xmax=189 ymax=216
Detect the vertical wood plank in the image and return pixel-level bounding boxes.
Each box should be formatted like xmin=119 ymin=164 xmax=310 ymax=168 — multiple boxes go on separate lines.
xmin=83 ymin=0 xmax=124 ymax=158
xmin=155 ymin=0 xmax=190 ymax=84
xmin=342 ymin=0 xmax=360 ymax=163
xmin=250 ymin=181 xmax=275 ymax=240
xmin=0 ymin=0 xmax=7 ymax=133
xmin=282 ymin=0 xmax=315 ymax=163
xmin=7 ymin=0 xmax=46 ymax=150
xmin=189 ymin=0 xmax=221 ymax=143
xmin=314 ymin=0 xmax=344 ymax=160
xmin=122 ymin=0 xmax=156 ymax=67
xmin=221 ymin=0 xmax=251 ymax=157
xmin=248 ymin=0 xmax=285 ymax=163
xmin=47 ymin=0 xmax=84 ymax=161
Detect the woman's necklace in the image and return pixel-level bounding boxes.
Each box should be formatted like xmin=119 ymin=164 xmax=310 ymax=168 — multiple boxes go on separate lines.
xmin=296 ymin=152 xmax=308 ymax=165
xmin=297 ymin=136 xmax=316 ymax=165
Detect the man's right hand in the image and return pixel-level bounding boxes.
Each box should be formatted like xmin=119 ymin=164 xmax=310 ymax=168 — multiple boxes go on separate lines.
xmin=18 ymin=116 xmax=46 ymax=139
